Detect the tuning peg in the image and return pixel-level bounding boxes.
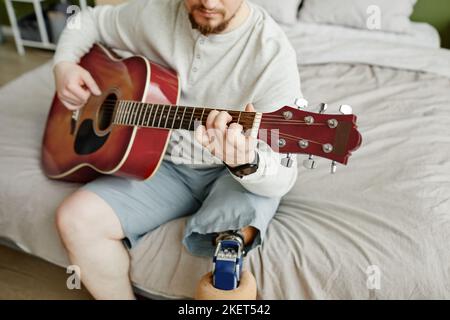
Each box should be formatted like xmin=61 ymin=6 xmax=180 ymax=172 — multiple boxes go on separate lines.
xmin=281 ymin=153 xmax=294 ymax=168
xmin=330 ymin=161 xmax=337 ymax=174
xmin=319 ymin=103 xmax=328 ymax=114
xmin=339 ymin=104 xmax=353 ymax=115
xmin=295 ymin=98 xmax=308 ymax=109
xmin=303 ymin=155 xmax=317 ymax=170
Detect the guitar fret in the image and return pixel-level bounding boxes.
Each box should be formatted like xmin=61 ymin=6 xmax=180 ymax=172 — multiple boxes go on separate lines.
xmin=130 ymin=102 xmax=136 ymax=125
xmin=141 ymin=103 xmax=150 ymax=127
xmin=115 ymin=102 xmax=256 ymax=132
xmin=136 ymin=102 xmax=142 ymax=125
xmin=200 ymin=108 xmax=206 ymax=126
xmin=192 ymin=107 xmax=203 ymax=130
xmin=119 ymin=101 xmax=126 ymax=124
xmin=126 ymin=102 xmax=132 ymax=125
xmin=130 ymin=102 xmax=137 ymax=125
xmin=139 ymin=102 xmax=147 ymax=127
xmin=157 ymin=104 xmax=165 ymax=128
xmin=147 ymin=104 xmax=155 ymax=127
xmin=124 ymin=101 xmax=131 ymax=125
xmin=171 ymin=105 xmax=179 ymax=129
xmin=140 ymin=103 xmax=147 ymax=126
xmin=189 ymin=108 xmax=198 ymax=131
xmin=128 ymin=102 xmax=134 ymax=125
xmin=128 ymin=102 xmax=135 ymax=125
xmin=132 ymin=102 xmax=138 ymax=125
xmin=181 ymin=107 xmax=190 ymax=130
xmin=180 ymin=107 xmax=187 ymax=129
xmin=144 ymin=103 xmax=150 ymax=126
xmin=188 ymin=107 xmax=195 ymax=131
xmin=142 ymin=103 xmax=149 ymax=126
xmin=136 ymin=103 xmax=143 ymax=126
xmin=158 ymin=104 xmax=166 ymax=128
xmin=152 ymin=104 xmax=159 ymax=127
xmin=164 ymin=105 xmax=171 ymax=128
xmin=250 ymin=112 xmax=262 ymax=138
xmin=139 ymin=103 xmax=147 ymax=127
xmin=120 ymin=101 xmax=126 ymax=124
xmin=115 ymin=101 xmax=122 ymax=124
xmin=200 ymin=108 xmax=206 ymax=124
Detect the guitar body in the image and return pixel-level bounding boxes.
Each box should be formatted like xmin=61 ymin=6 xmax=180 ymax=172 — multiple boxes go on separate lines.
xmin=42 ymin=44 xmax=180 ymax=182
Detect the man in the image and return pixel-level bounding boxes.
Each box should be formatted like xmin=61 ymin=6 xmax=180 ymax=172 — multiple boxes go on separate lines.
xmin=54 ymin=0 xmax=302 ymax=299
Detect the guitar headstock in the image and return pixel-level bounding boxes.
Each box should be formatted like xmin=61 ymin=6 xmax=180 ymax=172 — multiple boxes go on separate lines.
xmin=258 ymin=103 xmax=362 ymax=171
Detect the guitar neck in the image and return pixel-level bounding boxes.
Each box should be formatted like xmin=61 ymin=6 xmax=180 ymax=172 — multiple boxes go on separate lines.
xmin=113 ymin=100 xmax=259 ymax=132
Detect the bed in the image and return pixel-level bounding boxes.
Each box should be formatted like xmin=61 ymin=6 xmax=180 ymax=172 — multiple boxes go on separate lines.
xmin=1 ymin=8 xmax=449 ymax=299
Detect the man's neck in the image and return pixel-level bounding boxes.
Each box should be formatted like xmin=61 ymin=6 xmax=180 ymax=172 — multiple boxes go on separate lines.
xmin=219 ymin=1 xmax=250 ymax=34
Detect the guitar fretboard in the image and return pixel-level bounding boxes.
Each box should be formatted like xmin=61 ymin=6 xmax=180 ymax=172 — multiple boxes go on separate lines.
xmin=112 ymin=100 xmax=257 ymax=132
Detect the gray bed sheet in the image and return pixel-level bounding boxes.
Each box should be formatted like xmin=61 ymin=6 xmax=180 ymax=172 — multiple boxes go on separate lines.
xmin=1 ymin=33 xmax=449 ymax=299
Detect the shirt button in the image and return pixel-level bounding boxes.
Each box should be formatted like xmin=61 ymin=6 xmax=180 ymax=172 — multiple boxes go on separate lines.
xmin=196 ymin=54 xmax=201 ymax=59
xmin=192 ymin=67 xmax=198 ymax=72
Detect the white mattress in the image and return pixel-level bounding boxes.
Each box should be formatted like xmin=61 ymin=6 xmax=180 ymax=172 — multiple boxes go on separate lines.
xmin=1 ymin=25 xmax=450 ymax=298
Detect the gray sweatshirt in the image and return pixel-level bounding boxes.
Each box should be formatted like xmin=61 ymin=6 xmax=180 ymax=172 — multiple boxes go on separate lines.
xmin=54 ymin=0 xmax=303 ymax=197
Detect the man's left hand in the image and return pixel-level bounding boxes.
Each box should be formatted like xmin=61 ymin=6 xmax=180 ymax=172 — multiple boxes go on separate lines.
xmin=195 ymin=103 xmax=257 ymax=168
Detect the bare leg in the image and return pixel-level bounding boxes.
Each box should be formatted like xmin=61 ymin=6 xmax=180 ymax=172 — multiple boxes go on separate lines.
xmin=240 ymin=226 xmax=258 ymax=246
xmin=56 ymin=189 xmax=134 ymax=300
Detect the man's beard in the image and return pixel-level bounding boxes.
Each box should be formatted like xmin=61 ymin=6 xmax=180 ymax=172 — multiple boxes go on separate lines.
xmin=188 ymin=3 xmax=240 ymax=36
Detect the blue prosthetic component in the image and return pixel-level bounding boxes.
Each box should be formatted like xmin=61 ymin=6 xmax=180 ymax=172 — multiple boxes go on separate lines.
xmin=212 ymin=239 xmax=244 ymax=291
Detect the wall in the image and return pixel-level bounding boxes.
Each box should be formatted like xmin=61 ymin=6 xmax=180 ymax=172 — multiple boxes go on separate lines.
xmin=411 ymin=0 xmax=450 ymax=48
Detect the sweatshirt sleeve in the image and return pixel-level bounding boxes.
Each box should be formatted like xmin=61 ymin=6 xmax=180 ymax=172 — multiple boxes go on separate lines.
xmin=229 ymin=27 xmax=303 ymax=198
xmin=227 ymin=140 xmax=298 ymax=198
xmin=53 ymin=0 xmax=147 ymax=66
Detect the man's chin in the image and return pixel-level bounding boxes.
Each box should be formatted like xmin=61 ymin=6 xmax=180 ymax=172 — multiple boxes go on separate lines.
xmin=193 ymin=16 xmax=221 ymax=28
xmin=198 ymin=22 xmax=220 ymax=31
xmin=189 ymin=12 xmax=230 ymax=36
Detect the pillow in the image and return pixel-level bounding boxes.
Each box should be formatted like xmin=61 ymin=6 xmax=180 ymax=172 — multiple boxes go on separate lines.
xmin=298 ymin=0 xmax=417 ymax=33
xmin=250 ymin=0 xmax=303 ymax=25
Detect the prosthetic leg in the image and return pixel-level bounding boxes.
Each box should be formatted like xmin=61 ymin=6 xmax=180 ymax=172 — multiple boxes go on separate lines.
xmin=195 ymin=231 xmax=257 ymax=300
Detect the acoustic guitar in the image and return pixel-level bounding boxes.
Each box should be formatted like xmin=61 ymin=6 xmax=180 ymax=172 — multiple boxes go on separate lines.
xmin=42 ymin=44 xmax=362 ymax=183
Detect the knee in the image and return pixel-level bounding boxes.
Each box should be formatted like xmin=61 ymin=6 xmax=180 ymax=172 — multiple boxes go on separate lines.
xmin=55 ymin=192 xmax=98 ymax=245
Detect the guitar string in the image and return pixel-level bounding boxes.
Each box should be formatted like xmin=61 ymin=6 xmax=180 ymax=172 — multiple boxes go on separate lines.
xmin=102 ymin=110 xmax=315 ymax=125
xmin=98 ymin=104 xmax=332 ymax=125
xmin=97 ymin=100 xmax=325 ymax=120
xmin=84 ymin=102 xmax=330 ymax=145
xmin=278 ymin=131 xmax=320 ymax=143
xmin=68 ymin=101 xmax=335 ymax=152
xmin=106 ymin=121 xmax=324 ymax=147
xmin=91 ymin=103 xmax=335 ymax=133
xmin=278 ymin=132 xmax=323 ymax=146
xmin=101 ymin=106 xmax=256 ymax=127
xmin=101 ymin=110 xmax=323 ymax=129
xmin=98 ymin=104 xmax=314 ymax=121
xmin=97 ymin=102 xmax=319 ymax=122
xmin=110 ymin=118 xmax=322 ymax=127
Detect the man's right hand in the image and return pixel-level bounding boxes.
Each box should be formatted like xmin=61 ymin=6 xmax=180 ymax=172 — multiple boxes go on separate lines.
xmin=53 ymin=61 xmax=102 ymax=110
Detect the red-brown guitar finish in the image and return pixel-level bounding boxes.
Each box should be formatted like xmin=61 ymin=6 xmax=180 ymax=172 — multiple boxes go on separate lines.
xmin=42 ymin=44 xmax=179 ymax=182
xmin=42 ymin=44 xmax=362 ymax=183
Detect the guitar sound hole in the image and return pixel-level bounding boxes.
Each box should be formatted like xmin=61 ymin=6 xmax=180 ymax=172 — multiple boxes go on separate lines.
xmin=98 ymin=93 xmax=117 ymax=131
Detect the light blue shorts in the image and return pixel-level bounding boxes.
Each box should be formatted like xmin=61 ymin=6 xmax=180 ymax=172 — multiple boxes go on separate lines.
xmin=81 ymin=160 xmax=280 ymax=257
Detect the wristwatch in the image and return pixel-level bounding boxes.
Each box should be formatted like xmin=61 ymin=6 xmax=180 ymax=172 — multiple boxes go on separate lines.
xmin=225 ymin=151 xmax=259 ymax=178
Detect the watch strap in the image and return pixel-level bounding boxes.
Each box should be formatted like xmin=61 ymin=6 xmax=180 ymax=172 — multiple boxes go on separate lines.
xmin=225 ymin=151 xmax=259 ymax=178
